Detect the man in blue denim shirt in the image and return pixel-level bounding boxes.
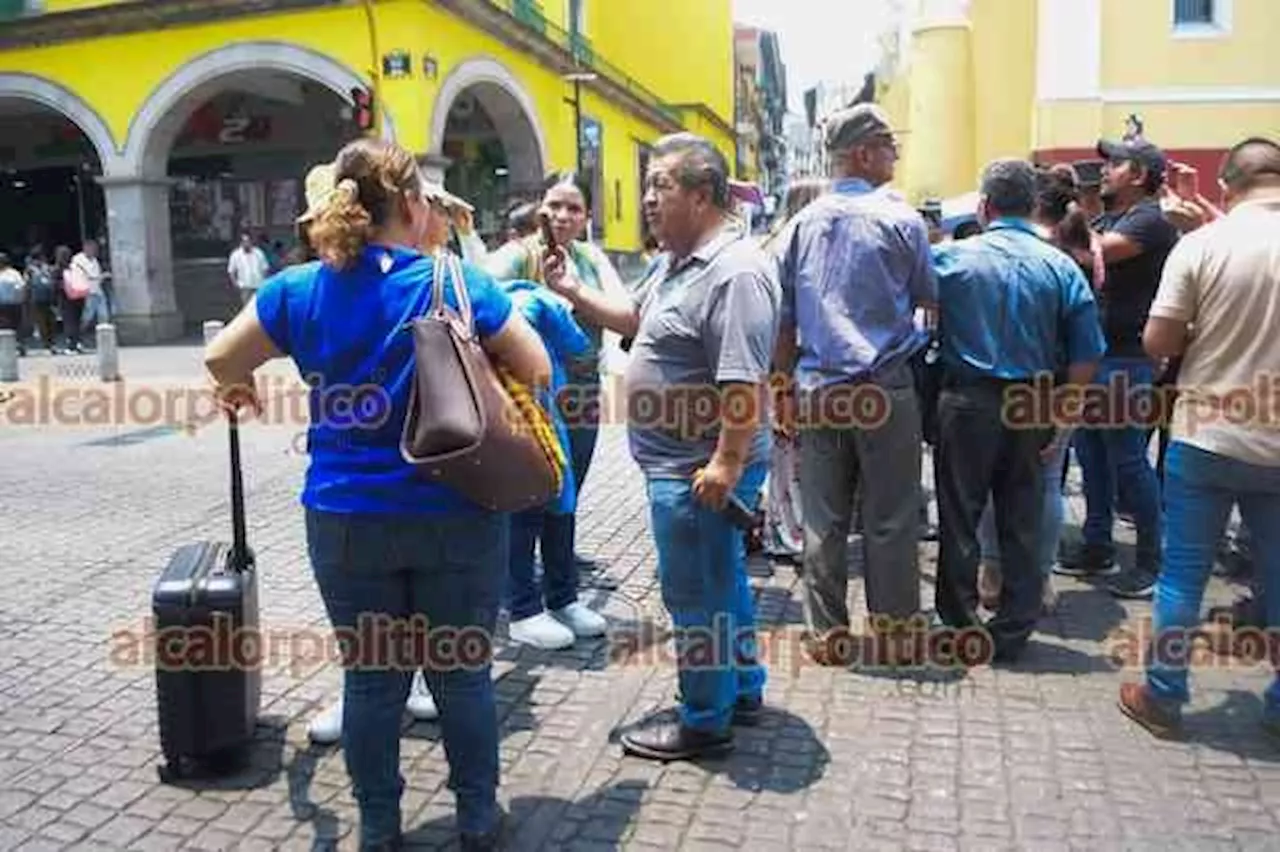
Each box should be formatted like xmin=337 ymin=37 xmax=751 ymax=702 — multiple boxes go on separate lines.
xmin=932 ymin=159 xmax=1105 ymax=662
xmin=773 ymin=104 xmax=936 ymax=663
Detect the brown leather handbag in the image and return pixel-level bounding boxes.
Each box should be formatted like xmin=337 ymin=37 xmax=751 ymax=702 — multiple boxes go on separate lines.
xmin=399 ymin=252 xmax=561 ymax=512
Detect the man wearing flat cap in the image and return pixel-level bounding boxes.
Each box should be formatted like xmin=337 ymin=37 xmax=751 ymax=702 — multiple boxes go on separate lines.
xmin=773 ymin=103 xmax=937 ymax=664
xmin=1057 ymin=137 xmax=1179 ymax=602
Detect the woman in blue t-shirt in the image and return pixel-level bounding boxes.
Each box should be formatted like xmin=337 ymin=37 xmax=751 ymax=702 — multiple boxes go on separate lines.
xmin=204 ymin=138 xmax=550 ymax=851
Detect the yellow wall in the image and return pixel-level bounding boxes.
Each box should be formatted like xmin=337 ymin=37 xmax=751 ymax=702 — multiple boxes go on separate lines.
xmin=970 ymin=0 xmax=1036 ymax=171
xmin=1102 ymin=0 xmax=1280 ymax=89
xmin=0 ymin=0 xmax=683 ymax=251
xmin=591 ymin=0 xmax=734 ymax=126
xmin=904 ymin=24 xmax=974 ymax=203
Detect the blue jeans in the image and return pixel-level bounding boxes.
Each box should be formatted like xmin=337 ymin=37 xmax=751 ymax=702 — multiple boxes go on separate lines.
xmin=307 ymin=509 xmax=506 ymax=845
xmin=1146 ymin=443 xmax=1280 ymax=711
xmin=647 ymin=462 xmax=768 ymax=733
xmin=507 ymin=419 xmax=599 ymax=620
xmin=1074 ymin=358 xmax=1162 ymax=566
xmin=977 ymin=436 xmax=1070 ymax=576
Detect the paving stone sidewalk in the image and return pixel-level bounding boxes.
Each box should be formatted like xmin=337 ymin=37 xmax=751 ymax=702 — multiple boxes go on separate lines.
xmin=1 ymin=345 xmax=1278 ymax=851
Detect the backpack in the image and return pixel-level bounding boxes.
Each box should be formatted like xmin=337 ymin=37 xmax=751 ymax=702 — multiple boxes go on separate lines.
xmin=27 ymin=264 xmax=55 ymax=303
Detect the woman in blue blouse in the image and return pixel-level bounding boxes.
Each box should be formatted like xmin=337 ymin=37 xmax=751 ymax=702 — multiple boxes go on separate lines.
xmin=205 ymin=138 xmax=550 ymax=851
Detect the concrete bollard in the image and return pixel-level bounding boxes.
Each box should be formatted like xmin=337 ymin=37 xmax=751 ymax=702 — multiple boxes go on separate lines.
xmin=0 ymin=329 xmax=17 ymax=383
xmin=203 ymin=320 xmax=225 ymax=347
xmin=96 ymin=323 xmax=120 ymax=382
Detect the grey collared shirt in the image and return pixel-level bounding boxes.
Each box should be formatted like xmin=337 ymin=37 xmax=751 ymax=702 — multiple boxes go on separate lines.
xmin=624 ymin=226 xmax=781 ymax=478
xmin=775 ymin=178 xmax=937 ymax=390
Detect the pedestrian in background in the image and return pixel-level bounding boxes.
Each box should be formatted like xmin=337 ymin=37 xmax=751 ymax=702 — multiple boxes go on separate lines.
xmin=759 ymin=177 xmax=828 ymax=562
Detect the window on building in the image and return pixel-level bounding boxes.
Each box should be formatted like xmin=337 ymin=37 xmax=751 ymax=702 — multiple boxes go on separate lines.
xmin=1174 ymin=0 xmax=1213 ymax=24
xmin=1173 ymin=0 xmax=1230 ymax=33
xmin=567 ymin=0 xmax=585 ymax=35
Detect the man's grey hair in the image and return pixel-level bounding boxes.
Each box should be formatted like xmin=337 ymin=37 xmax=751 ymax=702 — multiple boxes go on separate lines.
xmin=980 ymin=158 xmax=1037 ymax=218
xmin=651 ymin=132 xmax=731 ymax=210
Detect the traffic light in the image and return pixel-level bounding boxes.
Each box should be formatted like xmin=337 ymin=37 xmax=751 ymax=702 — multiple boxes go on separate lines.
xmin=350 ymin=87 xmax=375 ymax=134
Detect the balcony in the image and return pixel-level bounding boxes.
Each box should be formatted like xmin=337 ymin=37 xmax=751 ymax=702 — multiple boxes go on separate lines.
xmin=479 ymin=0 xmax=676 ymax=124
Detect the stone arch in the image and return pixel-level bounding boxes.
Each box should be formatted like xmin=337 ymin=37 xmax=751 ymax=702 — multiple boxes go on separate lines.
xmin=427 ymin=57 xmax=548 ymax=192
xmin=0 ymin=73 xmax=119 ymax=172
xmin=121 ymin=41 xmax=395 ymax=178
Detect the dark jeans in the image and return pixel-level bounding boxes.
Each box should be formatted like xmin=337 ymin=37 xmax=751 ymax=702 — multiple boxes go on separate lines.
xmin=62 ymin=298 xmax=84 ymax=349
xmin=27 ymin=301 xmax=57 ymax=351
xmin=1147 ymin=444 xmax=1280 ymax=713
xmin=507 ymin=379 xmax=600 ymax=620
xmin=1075 ymin=358 xmax=1162 ymax=568
xmin=306 ymin=509 xmax=506 ymax=846
xmin=934 ymin=380 xmax=1052 ymax=656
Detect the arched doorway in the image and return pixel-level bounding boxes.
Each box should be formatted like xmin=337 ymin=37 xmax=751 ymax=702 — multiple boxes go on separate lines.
xmin=125 ymin=43 xmax=386 ymax=329
xmin=0 ymin=75 xmax=115 ymax=264
xmin=428 ymin=59 xmax=546 ymax=245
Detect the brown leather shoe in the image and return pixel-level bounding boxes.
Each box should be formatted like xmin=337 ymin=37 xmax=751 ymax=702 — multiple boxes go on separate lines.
xmin=1117 ymin=682 xmax=1182 ymax=740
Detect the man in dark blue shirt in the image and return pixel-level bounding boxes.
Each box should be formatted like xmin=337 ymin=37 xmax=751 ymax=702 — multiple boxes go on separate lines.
xmin=932 ymin=159 xmax=1106 ymax=662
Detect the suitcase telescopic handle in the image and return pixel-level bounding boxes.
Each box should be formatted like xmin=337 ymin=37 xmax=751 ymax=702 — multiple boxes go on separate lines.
xmin=228 ymin=412 xmax=251 ymax=572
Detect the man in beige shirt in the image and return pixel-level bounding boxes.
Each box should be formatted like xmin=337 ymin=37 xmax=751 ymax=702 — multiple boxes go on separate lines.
xmin=1118 ymin=137 xmax=1280 ymax=741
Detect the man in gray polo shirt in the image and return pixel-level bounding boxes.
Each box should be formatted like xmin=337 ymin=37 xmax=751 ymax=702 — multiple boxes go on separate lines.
xmin=539 ymin=132 xmax=781 ymax=762
xmin=774 ymin=104 xmax=937 ymax=664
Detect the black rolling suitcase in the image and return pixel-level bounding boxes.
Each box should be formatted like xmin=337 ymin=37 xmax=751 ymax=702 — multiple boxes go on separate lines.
xmin=153 ymin=413 xmax=261 ymax=781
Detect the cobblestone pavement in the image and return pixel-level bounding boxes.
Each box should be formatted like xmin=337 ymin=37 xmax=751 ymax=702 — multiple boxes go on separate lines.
xmin=2 ymin=346 xmax=1279 ymax=851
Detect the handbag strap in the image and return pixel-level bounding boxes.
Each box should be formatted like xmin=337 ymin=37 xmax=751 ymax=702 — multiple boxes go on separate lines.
xmin=428 ymin=251 xmax=475 ymax=334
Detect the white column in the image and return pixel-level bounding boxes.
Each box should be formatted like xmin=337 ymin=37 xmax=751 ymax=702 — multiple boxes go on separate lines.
xmin=98 ymin=176 xmax=184 ymax=345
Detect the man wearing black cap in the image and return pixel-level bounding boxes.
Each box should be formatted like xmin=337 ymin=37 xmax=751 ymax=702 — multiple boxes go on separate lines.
xmin=1056 ymin=138 xmax=1179 ymax=599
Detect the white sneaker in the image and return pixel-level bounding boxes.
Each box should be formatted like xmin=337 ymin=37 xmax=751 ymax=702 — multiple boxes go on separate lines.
xmin=406 ymin=671 xmax=440 ymax=721
xmin=308 ymin=698 xmax=343 ymax=745
xmin=508 ymin=612 xmax=576 ymax=650
xmin=552 ymin=602 xmax=607 ymax=638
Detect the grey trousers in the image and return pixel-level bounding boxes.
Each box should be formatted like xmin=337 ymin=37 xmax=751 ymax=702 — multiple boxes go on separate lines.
xmin=799 ymin=381 xmax=923 ymax=634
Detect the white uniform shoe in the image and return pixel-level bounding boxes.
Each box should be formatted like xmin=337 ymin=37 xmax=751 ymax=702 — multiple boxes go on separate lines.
xmin=508 ymin=612 xmax=576 ymax=650
xmin=307 ymin=698 xmax=343 ymax=745
xmin=406 ymin=670 xmax=440 ymax=721
xmin=552 ymin=602 xmax=607 ymax=638
xmin=308 ymin=670 xmax=439 ymax=744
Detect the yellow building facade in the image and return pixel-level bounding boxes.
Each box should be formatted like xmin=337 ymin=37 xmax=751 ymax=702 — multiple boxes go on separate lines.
xmin=0 ymin=0 xmax=734 ymax=341
xmin=876 ymin=0 xmax=1280 ymax=205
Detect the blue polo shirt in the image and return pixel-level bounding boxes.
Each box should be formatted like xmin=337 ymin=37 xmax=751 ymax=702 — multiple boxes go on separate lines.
xmin=931 ymin=219 xmax=1105 ymax=380
xmin=255 ymin=245 xmax=513 ymax=515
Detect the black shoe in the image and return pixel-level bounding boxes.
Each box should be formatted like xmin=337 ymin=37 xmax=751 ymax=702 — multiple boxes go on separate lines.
xmin=1107 ymin=570 xmax=1156 ymax=600
xmin=461 ymin=808 xmax=507 ymax=852
xmin=574 ymin=554 xmax=601 ymax=573
xmin=732 ymin=696 xmax=764 ymax=727
xmin=360 ymin=833 xmax=403 ymax=852
xmin=1053 ymin=543 xmax=1119 ymax=578
xmin=620 ymin=723 xmax=732 ymax=762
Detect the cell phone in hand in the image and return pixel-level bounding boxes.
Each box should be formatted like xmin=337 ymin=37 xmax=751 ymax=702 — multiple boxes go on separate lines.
xmin=1175 ymin=167 xmax=1200 ymax=201
xmin=538 ymin=211 xmax=558 ymax=253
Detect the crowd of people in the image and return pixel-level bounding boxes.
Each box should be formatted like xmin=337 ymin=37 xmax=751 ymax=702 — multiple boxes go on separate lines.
xmin=199 ymin=106 xmax=1280 ymax=849
xmin=0 ymin=238 xmax=110 ymax=355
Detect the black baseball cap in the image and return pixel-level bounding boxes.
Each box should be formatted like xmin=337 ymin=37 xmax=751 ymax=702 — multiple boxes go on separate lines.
xmin=1096 ymin=138 xmax=1167 ymax=182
